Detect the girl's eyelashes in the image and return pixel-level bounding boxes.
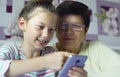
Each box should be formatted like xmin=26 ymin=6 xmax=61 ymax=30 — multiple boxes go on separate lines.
xmin=39 ymin=25 xmax=45 ymax=30
xmin=36 ymin=25 xmax=55 ymax=32
xmin=36 ymin=25 xmax=45 ymax=30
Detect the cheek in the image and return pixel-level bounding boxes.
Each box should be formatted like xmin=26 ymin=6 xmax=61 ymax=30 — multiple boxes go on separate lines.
xmin=31 ymin=29 xmax=40 ymax=36
xmin=56 ymin=32 xmax=64 ymax=40
xmin=26 ymin=28 xmax=41 ymax=40
xmin=76 ymin=32 xmax=86 ymax=42
xmin=48 ymin=32 xmax=54 ymax=40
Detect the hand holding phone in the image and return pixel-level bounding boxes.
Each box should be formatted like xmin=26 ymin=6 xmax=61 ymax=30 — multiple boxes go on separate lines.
xmin=57 ymin=55 xmax=87 ymax=77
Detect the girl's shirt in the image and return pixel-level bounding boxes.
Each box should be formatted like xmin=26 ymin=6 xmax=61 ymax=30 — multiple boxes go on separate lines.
xmin=0 ymin=42 xmax=56 ymax=77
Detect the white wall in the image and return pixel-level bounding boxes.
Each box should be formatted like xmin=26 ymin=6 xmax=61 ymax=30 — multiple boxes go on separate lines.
xmin=0 ymin=0 xmax=120 ymax=51
xmin=104 ymin=0 xmax=120 ymax=3
xmin=0 ymin=0 xmax=25 ymax=27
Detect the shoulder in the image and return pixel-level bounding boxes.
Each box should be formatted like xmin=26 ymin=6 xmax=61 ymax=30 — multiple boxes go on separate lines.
xmin=0 ymin=42 xmax=20 ymax=53
xmin=83 ymin=40 xmax=120 ymax=57
xmin=85 ymin=40 xmax=111 ymax=50
xmin=85 ymin=40 xmax=120 ymax=59
xmin=86 ymin=40 xmax=104 ymax=47
xmin=0 ymin=42 xmax=22 ymax=60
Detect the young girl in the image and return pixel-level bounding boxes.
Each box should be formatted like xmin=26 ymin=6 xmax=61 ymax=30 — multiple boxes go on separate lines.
xmin=0 ymin=0 xmax=72 ymax=77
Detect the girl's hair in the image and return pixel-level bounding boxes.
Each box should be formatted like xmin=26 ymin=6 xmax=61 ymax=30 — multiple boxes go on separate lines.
xmin=56 ymin=1 xmax=91 ymax=29
xmin=19 ymin=0 xmax=57 ymax=21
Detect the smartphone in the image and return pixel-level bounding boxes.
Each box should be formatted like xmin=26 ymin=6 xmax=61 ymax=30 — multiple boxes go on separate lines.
xmin=57 ymin=55 xmax=87 ymax=77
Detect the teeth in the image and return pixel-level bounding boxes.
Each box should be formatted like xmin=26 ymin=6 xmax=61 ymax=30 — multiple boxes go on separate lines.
xmin=38 ymin=39 xmax=46 ymax=43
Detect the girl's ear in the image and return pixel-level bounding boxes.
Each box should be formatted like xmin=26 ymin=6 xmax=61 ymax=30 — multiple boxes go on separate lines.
xmin=18 ymin=17 xmax=26 ymax=31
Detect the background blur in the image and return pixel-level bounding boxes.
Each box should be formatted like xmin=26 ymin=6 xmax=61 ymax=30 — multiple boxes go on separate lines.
xmin=0 ymin=0 xmax=120 ymax=53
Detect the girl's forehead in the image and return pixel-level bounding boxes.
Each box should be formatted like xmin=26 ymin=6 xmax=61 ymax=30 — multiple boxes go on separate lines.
xmin=27 ymin=9 xmax=57 ymax=26
xmin=29 ymin=8 xmax=47 ymax=17
xmin=29 ymin=7 xmax=56 ymax=19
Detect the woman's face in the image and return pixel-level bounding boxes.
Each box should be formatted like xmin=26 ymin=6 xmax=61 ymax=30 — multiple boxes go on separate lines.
xmin=19 ymin=11 xmax=57 ymax=51
xmin=56 ymin=14 xmax=87 ymax=50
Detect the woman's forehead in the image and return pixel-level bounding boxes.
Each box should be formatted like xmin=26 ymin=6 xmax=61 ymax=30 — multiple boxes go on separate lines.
xmin=59 ymin=14 xmax=84 ymax=23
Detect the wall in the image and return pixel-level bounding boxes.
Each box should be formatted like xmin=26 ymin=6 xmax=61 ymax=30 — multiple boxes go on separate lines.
xmin=0 ymin=0 xmax=25 ymax=27
xmin=71 ymin=0 xmax=120 ymax=51
xmin=0 ymin=0 xmax=120 ymax=51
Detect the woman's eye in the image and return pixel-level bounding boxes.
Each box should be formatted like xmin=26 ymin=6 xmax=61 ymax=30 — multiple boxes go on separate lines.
xmin=72 ymin=24 xmax=83 ymax=28
xmin=59 ymin=23 xmax=68 ymax=29
xmin=73 ymin=24 xmax=79 ymax=27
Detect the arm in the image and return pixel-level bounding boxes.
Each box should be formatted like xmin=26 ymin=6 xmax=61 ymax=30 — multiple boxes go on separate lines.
xmin=2 ymin=52 xmax=71 ymax=77
xmin=87 ymin=41 xmax=120 ymax=77
xmin=5 ymin=57 xmax=46 ymax=76
xmin=97 ymin=41 xmax=120 ymax=77
xmin=0 ymin=43 xmax=72 ymax=77
xmin=88 ymin=54 xmax=120 ymax=77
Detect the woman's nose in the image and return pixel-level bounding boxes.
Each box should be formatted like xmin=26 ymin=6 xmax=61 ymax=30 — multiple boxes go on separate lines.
xmin=66 ymin=25 xmax=74 ymax=33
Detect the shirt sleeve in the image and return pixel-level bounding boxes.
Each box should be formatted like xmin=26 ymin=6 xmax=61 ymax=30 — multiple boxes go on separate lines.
xmin=0 ymin=46 xmax=12 ymax=77
xmin=0 ymin=60 xmax=12 ymax=77
xmin=88 ymin=41 xmax=120 ymax=77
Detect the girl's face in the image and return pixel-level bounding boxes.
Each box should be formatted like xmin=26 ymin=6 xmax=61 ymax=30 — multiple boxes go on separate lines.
xmin=19 ymin=10 xmax=57 ymax=51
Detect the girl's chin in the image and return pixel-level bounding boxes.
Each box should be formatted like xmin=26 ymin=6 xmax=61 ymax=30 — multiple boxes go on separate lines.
xmin=36 ymin=40 xmax=49 ymax=48
xmin=35 ymin=45 xmax=44 ymax=51
xmin=37 ymin=43 xmax=48 ymax=48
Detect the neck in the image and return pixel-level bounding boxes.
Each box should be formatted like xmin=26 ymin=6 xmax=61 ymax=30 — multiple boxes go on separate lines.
xmin=56 ymin=43 xmax=82 ymax=54
xmin=21 ymin=42 xmax=40 ymax=59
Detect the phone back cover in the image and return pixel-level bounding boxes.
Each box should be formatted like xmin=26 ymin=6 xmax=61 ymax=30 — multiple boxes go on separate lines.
xmin=58 ymin=55 xmax=87 ymax=77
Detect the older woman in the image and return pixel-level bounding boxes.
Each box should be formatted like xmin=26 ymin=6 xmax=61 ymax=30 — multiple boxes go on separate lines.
xmin=51 ymin=1 xmax=120 ymax=77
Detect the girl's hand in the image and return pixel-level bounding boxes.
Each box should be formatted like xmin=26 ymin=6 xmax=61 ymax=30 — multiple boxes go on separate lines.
xmin=43 ymin=52 xmax=72 ymax=70
xmin=68 ymin=66 xmax=87 ymax=77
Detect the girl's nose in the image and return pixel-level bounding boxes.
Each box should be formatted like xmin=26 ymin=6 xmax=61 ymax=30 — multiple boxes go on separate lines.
xmin=42 ymin=28 xmax=49 ymax=38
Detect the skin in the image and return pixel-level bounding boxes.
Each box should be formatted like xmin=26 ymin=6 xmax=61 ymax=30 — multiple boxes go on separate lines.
xmin=5 ymin=8 xmax=72 ymax=77
xmin=19 ymin=11 xmax=57 ymax=58
xmin=56 ymin=14 xmax=86 ymax=54
xmin=56 ymin=14 xmax=88 ymax=77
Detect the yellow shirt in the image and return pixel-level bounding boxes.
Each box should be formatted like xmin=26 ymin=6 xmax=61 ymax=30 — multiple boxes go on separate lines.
xmin=51 ymin=41 xmax=120 ymax=77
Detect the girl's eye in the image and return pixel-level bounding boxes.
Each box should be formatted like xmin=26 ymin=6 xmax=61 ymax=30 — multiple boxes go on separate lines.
xmin=37 ymin=25 xmax=45 ymax=30
xmin=39 ymin=26 xmax=45 ymax=30
xmin=49 ymin=27 xmax=55 ymax=32
xmin=36 ymin=25 xmax=55 ymax=32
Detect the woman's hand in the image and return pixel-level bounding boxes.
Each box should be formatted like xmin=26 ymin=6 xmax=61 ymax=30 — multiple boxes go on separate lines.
xmin=68 ymin=66 xmax=87 ymax=77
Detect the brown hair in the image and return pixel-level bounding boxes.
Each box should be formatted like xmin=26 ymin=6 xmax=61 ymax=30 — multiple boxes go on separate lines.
xmin=19 ymin=0 xmax=56 ymax=21
xmin=57 ymin=1 xmax=91 ymax=30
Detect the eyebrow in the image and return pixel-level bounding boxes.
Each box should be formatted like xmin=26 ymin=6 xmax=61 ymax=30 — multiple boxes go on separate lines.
xmin=37 ymin=22 xmax=45 ymax=25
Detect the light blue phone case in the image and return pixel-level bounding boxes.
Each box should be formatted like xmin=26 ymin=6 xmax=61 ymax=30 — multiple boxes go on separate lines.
xmin=58 ymin=55 xmax=87 ymax=77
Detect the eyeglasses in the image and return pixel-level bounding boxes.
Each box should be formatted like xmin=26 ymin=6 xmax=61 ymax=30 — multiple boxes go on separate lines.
xmin=57 ymin=23 xmax=85 ymax=31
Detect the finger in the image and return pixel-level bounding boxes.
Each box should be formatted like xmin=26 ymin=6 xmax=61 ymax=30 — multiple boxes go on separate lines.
xmin=68 ymin=69 xmax=87 ymax=77
xmin=68 ymin=66 xmax=87 ymax=77
xmin=62 ymin=52 xmax=74 ymax=57
xmin=72 ymin=66 xmax=87 ymax=75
